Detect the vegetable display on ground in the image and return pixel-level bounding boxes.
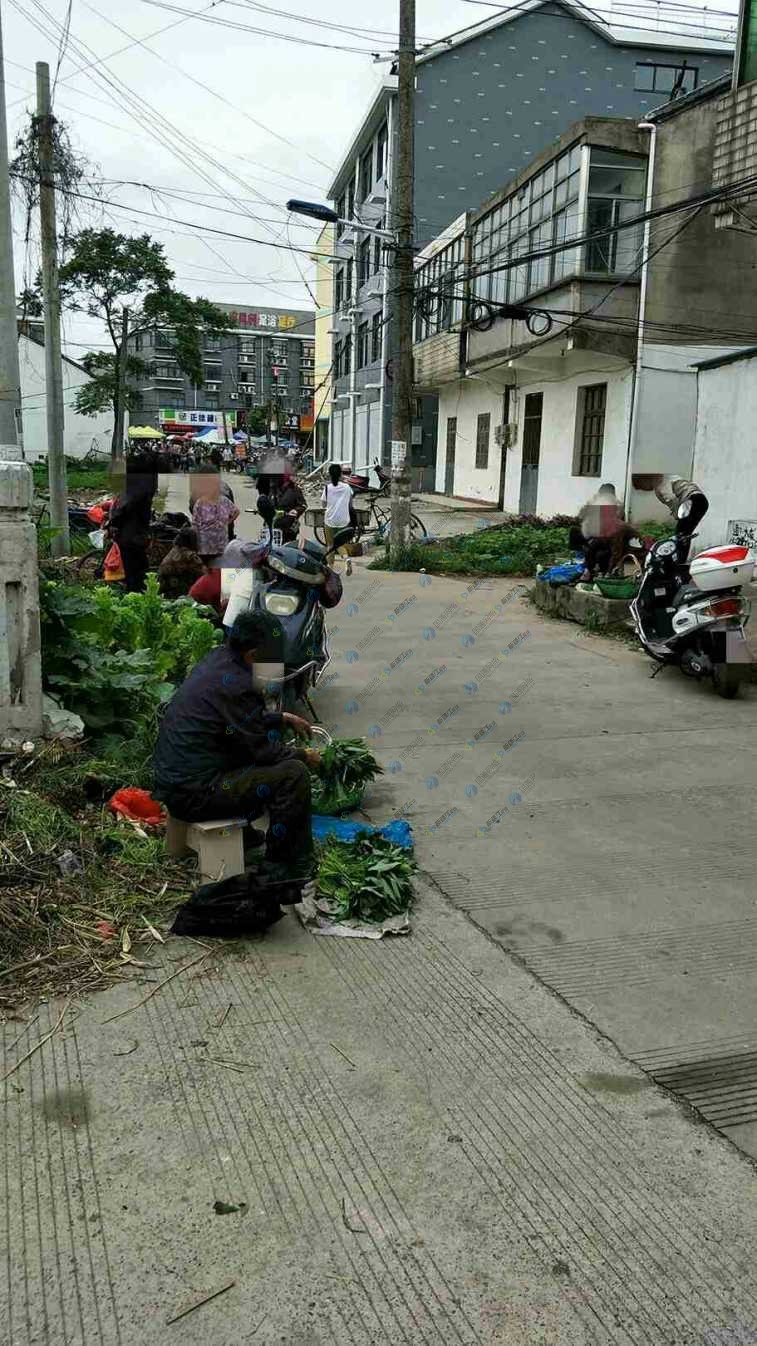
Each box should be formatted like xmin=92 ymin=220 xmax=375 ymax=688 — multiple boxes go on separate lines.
xmin=316 ymin=834 xmax=416 ymax=924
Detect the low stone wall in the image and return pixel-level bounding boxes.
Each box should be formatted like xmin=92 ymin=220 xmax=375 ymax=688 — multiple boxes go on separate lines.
xmin=532 ymin=580 xmax=632 ymax=630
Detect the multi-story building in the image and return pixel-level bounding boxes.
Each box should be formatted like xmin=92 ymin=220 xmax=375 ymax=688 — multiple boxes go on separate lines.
xmin=309 ymin=223 xmax=334 ymax=459
xmin=128 ymin=302 xmax=315 ymax=440
xmin=326 ymin=0 xmax=731 ymax=478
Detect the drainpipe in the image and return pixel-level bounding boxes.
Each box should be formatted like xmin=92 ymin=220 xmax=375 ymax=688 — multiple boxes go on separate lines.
xmin=623 ymin=119 xmax=656 ymax=519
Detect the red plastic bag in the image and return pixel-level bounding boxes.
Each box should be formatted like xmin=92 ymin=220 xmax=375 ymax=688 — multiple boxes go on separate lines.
xmin=108 ymin=788 xmax=165 ymax=826
xmin=87 ymin=499 xmax=113 ymax=526
xmin=103 ymin=542 xmax=125 ymax=583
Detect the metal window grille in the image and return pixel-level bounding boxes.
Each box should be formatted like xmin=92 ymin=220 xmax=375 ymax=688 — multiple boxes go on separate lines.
xmin=475 ymin=413 xmax=490 ymax=470
xmin=577 ymin=384 xmax=606 ymax=476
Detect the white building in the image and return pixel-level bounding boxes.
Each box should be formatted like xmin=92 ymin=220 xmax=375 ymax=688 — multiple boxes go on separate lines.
xmin=18 ymin=331 xmax=112 ymax=462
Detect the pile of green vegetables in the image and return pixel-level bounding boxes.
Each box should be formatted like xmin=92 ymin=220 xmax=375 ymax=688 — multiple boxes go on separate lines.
xmin=40 ymin=574 xmax=220 ymax=739
xmin=316 ymin=834 xmax=416 ymax=923
xmin=310 ymin=738 xmax=383 ymax=815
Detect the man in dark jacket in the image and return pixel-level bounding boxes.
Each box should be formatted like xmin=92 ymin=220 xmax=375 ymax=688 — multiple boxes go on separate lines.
xmin=153 ymin=612 xmax=319 ymax=877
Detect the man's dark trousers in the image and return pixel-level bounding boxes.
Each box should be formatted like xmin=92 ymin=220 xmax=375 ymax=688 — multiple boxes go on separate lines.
xmin=167 ymin=758 xmax=312 ymax=864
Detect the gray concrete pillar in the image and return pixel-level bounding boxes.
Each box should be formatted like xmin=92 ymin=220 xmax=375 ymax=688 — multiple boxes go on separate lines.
xmin=0 ymin=449 xmax=43 ymax=743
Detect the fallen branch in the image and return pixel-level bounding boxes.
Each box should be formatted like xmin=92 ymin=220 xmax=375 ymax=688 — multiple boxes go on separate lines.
xmin=1 ymin=1004 xmax=68 ymax=1083
xmin=102 ymin=950 xmax=212 ymax=1024
xmin=166 ymin=1280 xmax=235 ymax=1325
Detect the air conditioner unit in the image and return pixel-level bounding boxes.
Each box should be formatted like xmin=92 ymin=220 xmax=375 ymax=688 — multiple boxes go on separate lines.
xmin=494 ymin=424 xmax=504 ymax=446
xmin=229 ymin=393 xmax=239 ymax=401
xmin=504 ymin=422 xmax=517 ymax=448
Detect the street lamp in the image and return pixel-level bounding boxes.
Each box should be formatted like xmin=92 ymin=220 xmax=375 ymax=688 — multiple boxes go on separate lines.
xmin=287 ymin=198 xmax=396 ymax=242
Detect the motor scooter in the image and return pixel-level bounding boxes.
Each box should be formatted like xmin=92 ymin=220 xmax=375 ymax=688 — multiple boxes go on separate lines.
xmin=629 ymin=532 xmax=754 ymax=697
xmin=223 ymin=496 xmax=353 ymax=710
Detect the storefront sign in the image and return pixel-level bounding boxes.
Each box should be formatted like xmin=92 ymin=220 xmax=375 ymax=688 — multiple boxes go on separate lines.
xmin=226 ymin=310 xmax=297 ymax=331
xmin=158 ymin=408 xmax=237 ymax=428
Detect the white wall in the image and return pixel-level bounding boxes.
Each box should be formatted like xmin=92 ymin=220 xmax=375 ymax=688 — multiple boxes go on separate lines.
xmin=692 ymin=356 xmax=757 ymax=550
xmin=18 ymin=335 xmax=112 ymax=461
xmin=435 ymin=379 xmax=503 ymax=502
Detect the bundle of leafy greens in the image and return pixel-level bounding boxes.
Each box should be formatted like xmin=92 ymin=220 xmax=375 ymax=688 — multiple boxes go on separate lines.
xmin=316 ymin=834 xmax=416 ymax=923
xmin=309 ymin=738 xmax=384 ymax=815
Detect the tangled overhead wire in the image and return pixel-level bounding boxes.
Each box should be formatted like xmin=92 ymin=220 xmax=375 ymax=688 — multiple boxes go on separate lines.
xmin=467 ymin=298 xmax=553 ymax=337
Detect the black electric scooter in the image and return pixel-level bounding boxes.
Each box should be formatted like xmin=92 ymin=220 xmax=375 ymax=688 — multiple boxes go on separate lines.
xmin=223 ymin=496 xmax=353 ymax=710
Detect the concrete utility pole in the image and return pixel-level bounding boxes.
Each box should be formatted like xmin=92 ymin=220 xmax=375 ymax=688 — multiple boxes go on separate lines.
xmin=0 ymin=6 xmax=22 ymax=453
xmin=388 ymin=0 xmax=415 ymax=562
xmin=113 ymin=306 xmax=129 ymax=461
xmin=36 ymin=61 xmax=68 ymax=556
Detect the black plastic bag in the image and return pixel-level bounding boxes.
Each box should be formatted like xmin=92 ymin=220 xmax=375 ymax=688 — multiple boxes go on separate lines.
xmin=171 ymin=870 xmax=302 ymax=938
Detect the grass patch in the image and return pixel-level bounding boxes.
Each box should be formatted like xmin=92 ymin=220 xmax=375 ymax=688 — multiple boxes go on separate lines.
xmin=32 ymin=457 xmax=112 ymax=495
xmin=369 ymin=521 xmax=572 ymax=576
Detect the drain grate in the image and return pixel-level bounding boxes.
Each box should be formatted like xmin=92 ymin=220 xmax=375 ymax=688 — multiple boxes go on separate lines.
xmin=647 ymin=1049 xmax=757 ymax=1130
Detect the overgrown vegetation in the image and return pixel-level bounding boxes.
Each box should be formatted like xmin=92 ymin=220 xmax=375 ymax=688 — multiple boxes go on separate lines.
xmin=0 ymin=754 xmax=190 ymax=1012
xmin=40 ymin=575 xmax=220 ymax=737
xmin=310 ymin=738 xmax=383 ymax=815
xmin=370 ymin=516 xmax=676 ymax=577
xmin=316 ymin=834 xmax=416 ymax=924
xmin=370 ymin=521 xmax=572 ymax=576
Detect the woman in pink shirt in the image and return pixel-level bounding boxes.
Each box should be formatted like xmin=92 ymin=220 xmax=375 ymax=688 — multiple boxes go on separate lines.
xmin=191 ymin=473 xmax=240 ymax=562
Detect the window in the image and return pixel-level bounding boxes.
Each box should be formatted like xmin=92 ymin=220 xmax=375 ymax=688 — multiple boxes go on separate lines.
xmin=239 ymin=337 xmax=256 ymax=355
xmin=586 ymin=150 xmax=647 ymax=274
xmin=475 ymin=413 xmax=490 ymax=470
xmin=376 ymin=123 xmax=387 ymax=180
xmin=574 ymin=384 xmax=607 ymax=476
xmin=205 ymin=394 xmax=219 ymax=410
xmin=134 ymin=333 xmax=143 ymax=352
xmin=371 ymin=311 xmax=382 ymax=362
xmin=634 ymin=61 xmax=698 ymax=94
xmin=335 ymin=268 xmax=344 ymax=310
xmin=412 ymin=230 xmax=466 ymax=342
xmin=358 ymin=236 xmax=372 ymax=286
xmin=374 ymin=236 xmax=382 ymax=275
xmin=336 ymin=192 xmax=346 ymax=236
xmin=205 ymin=334 xmax=221 ymax=351
xmin=154 ymin=363 xmax=180 ymax=379
xmin=347 ymin=180 xmax=355 ymax=222
xmin=359 ymin=147 xmax=373 ymax=201
xmin=342 ymin=333 xmax=351 ymax=376
xmin=357 ymin=321 xmax=369 ymax=369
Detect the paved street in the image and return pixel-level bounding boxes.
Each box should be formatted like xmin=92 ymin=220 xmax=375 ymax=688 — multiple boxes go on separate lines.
xmin=5 ymin=511 xmax=757 ymax=1344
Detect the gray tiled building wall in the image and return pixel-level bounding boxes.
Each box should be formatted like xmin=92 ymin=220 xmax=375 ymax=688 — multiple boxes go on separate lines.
xmin=413 ymin=6 xmax=730 ymax=244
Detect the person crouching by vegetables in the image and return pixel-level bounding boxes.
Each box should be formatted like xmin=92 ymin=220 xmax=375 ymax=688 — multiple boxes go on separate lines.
xmin=157 ymin=526 xmax=206 ymax=600
xmin=153 ymin=611 xmax=321 ymax=882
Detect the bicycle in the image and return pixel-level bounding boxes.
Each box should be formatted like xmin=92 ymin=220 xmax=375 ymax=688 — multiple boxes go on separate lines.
xmin=312 ymin=487 xmax=428 ymax=546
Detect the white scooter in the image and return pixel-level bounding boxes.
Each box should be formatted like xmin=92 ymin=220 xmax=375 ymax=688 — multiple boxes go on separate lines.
xmin=629 ymin=533 xmax=754 ymax=697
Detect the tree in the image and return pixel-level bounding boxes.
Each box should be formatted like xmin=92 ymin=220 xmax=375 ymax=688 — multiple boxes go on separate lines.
xmin=53 ymin=228 xmax=229 ymax=456
xmin=244 ymin=405 xmax=269 ymax=437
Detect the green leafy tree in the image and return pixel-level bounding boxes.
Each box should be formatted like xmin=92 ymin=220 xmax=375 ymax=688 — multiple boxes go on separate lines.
xmin=53 ymin=229 xmax=229 ymax=456
xmin=244 ymin=405 xmax=269 ymax=437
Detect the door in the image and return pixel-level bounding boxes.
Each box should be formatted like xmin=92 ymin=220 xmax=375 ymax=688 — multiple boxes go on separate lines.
xmin=445 ymin=416 xmax=457 ymax=495
xmin=519 ymin=392 xmax=543 ymax=515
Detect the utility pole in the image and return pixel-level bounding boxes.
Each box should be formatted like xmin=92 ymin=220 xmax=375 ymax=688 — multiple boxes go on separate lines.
xmin=36 ymin=61 xmax=68 ymax=556
xmin=0 ymin=5 xmax=21 ymax=453
xmin=389 ymin=0 xmax=415 ymax=562
xmin=113 ymin=306 xmax=129 ymax=461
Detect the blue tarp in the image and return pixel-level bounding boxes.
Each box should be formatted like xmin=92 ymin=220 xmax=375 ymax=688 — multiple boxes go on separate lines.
xmin=312 ymin=816 xmax=414 ymax=850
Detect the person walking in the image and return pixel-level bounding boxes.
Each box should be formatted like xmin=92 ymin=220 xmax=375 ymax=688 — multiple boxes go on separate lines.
xmin=276 ymin=466 xmax=307 ymax=543
xmin=321 ymin=462 xmax=355 ymax=575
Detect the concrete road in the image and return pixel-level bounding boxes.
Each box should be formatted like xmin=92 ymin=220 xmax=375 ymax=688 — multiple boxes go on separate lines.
xmin=6 ymin=486 xmax=757 ymax=1343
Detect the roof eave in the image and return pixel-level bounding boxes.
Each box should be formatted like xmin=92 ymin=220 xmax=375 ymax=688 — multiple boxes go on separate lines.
xmin=327 ymin=78 xmax=397 ymax=200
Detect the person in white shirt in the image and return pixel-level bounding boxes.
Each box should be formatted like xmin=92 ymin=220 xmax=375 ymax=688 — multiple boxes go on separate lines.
xmin=321 ymin=463 xmax=355 ymax=574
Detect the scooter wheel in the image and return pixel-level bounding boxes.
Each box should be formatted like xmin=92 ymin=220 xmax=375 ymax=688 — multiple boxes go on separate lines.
xmin=713 ymin=663 xmax=741 ymax=699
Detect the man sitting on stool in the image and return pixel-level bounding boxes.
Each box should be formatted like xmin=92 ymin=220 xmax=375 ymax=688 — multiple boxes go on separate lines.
xmin=153 ymin=611 xmax=319 ymax=881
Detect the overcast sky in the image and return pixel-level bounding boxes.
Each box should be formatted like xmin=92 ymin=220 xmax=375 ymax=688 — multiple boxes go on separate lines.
xmin=2 ymin=0 xmax=736 ymax=356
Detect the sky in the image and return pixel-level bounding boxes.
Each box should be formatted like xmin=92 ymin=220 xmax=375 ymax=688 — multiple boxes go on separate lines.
xmin=1 ymin=0 xmax=737 ymax=357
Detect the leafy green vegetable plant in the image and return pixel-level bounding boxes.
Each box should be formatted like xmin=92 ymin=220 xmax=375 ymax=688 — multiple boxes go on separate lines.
xmin=316 ymin=834 xmax=416 ymax=923
xmin=309 ymin=738 xmax=383 ymax=815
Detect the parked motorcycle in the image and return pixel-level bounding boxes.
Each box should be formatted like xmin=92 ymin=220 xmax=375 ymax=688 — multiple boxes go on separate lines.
xmin=222 ymin=497 xmax=352 ymax=710
xmin=629 ymin=533 xmax=754 ymax=697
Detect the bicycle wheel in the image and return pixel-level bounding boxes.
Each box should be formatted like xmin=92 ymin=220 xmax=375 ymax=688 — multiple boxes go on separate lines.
xmin=409 ymin=512 xmax=428 ymax=539
xmin=75 ymin=549 xmax=105 ymax=583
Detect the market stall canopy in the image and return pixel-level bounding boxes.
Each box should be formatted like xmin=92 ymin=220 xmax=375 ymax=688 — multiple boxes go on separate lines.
xmin=128 ymin=425 xmax=163 ymax=439
xmin=192 ymin=427 xmax=233 ymax=445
